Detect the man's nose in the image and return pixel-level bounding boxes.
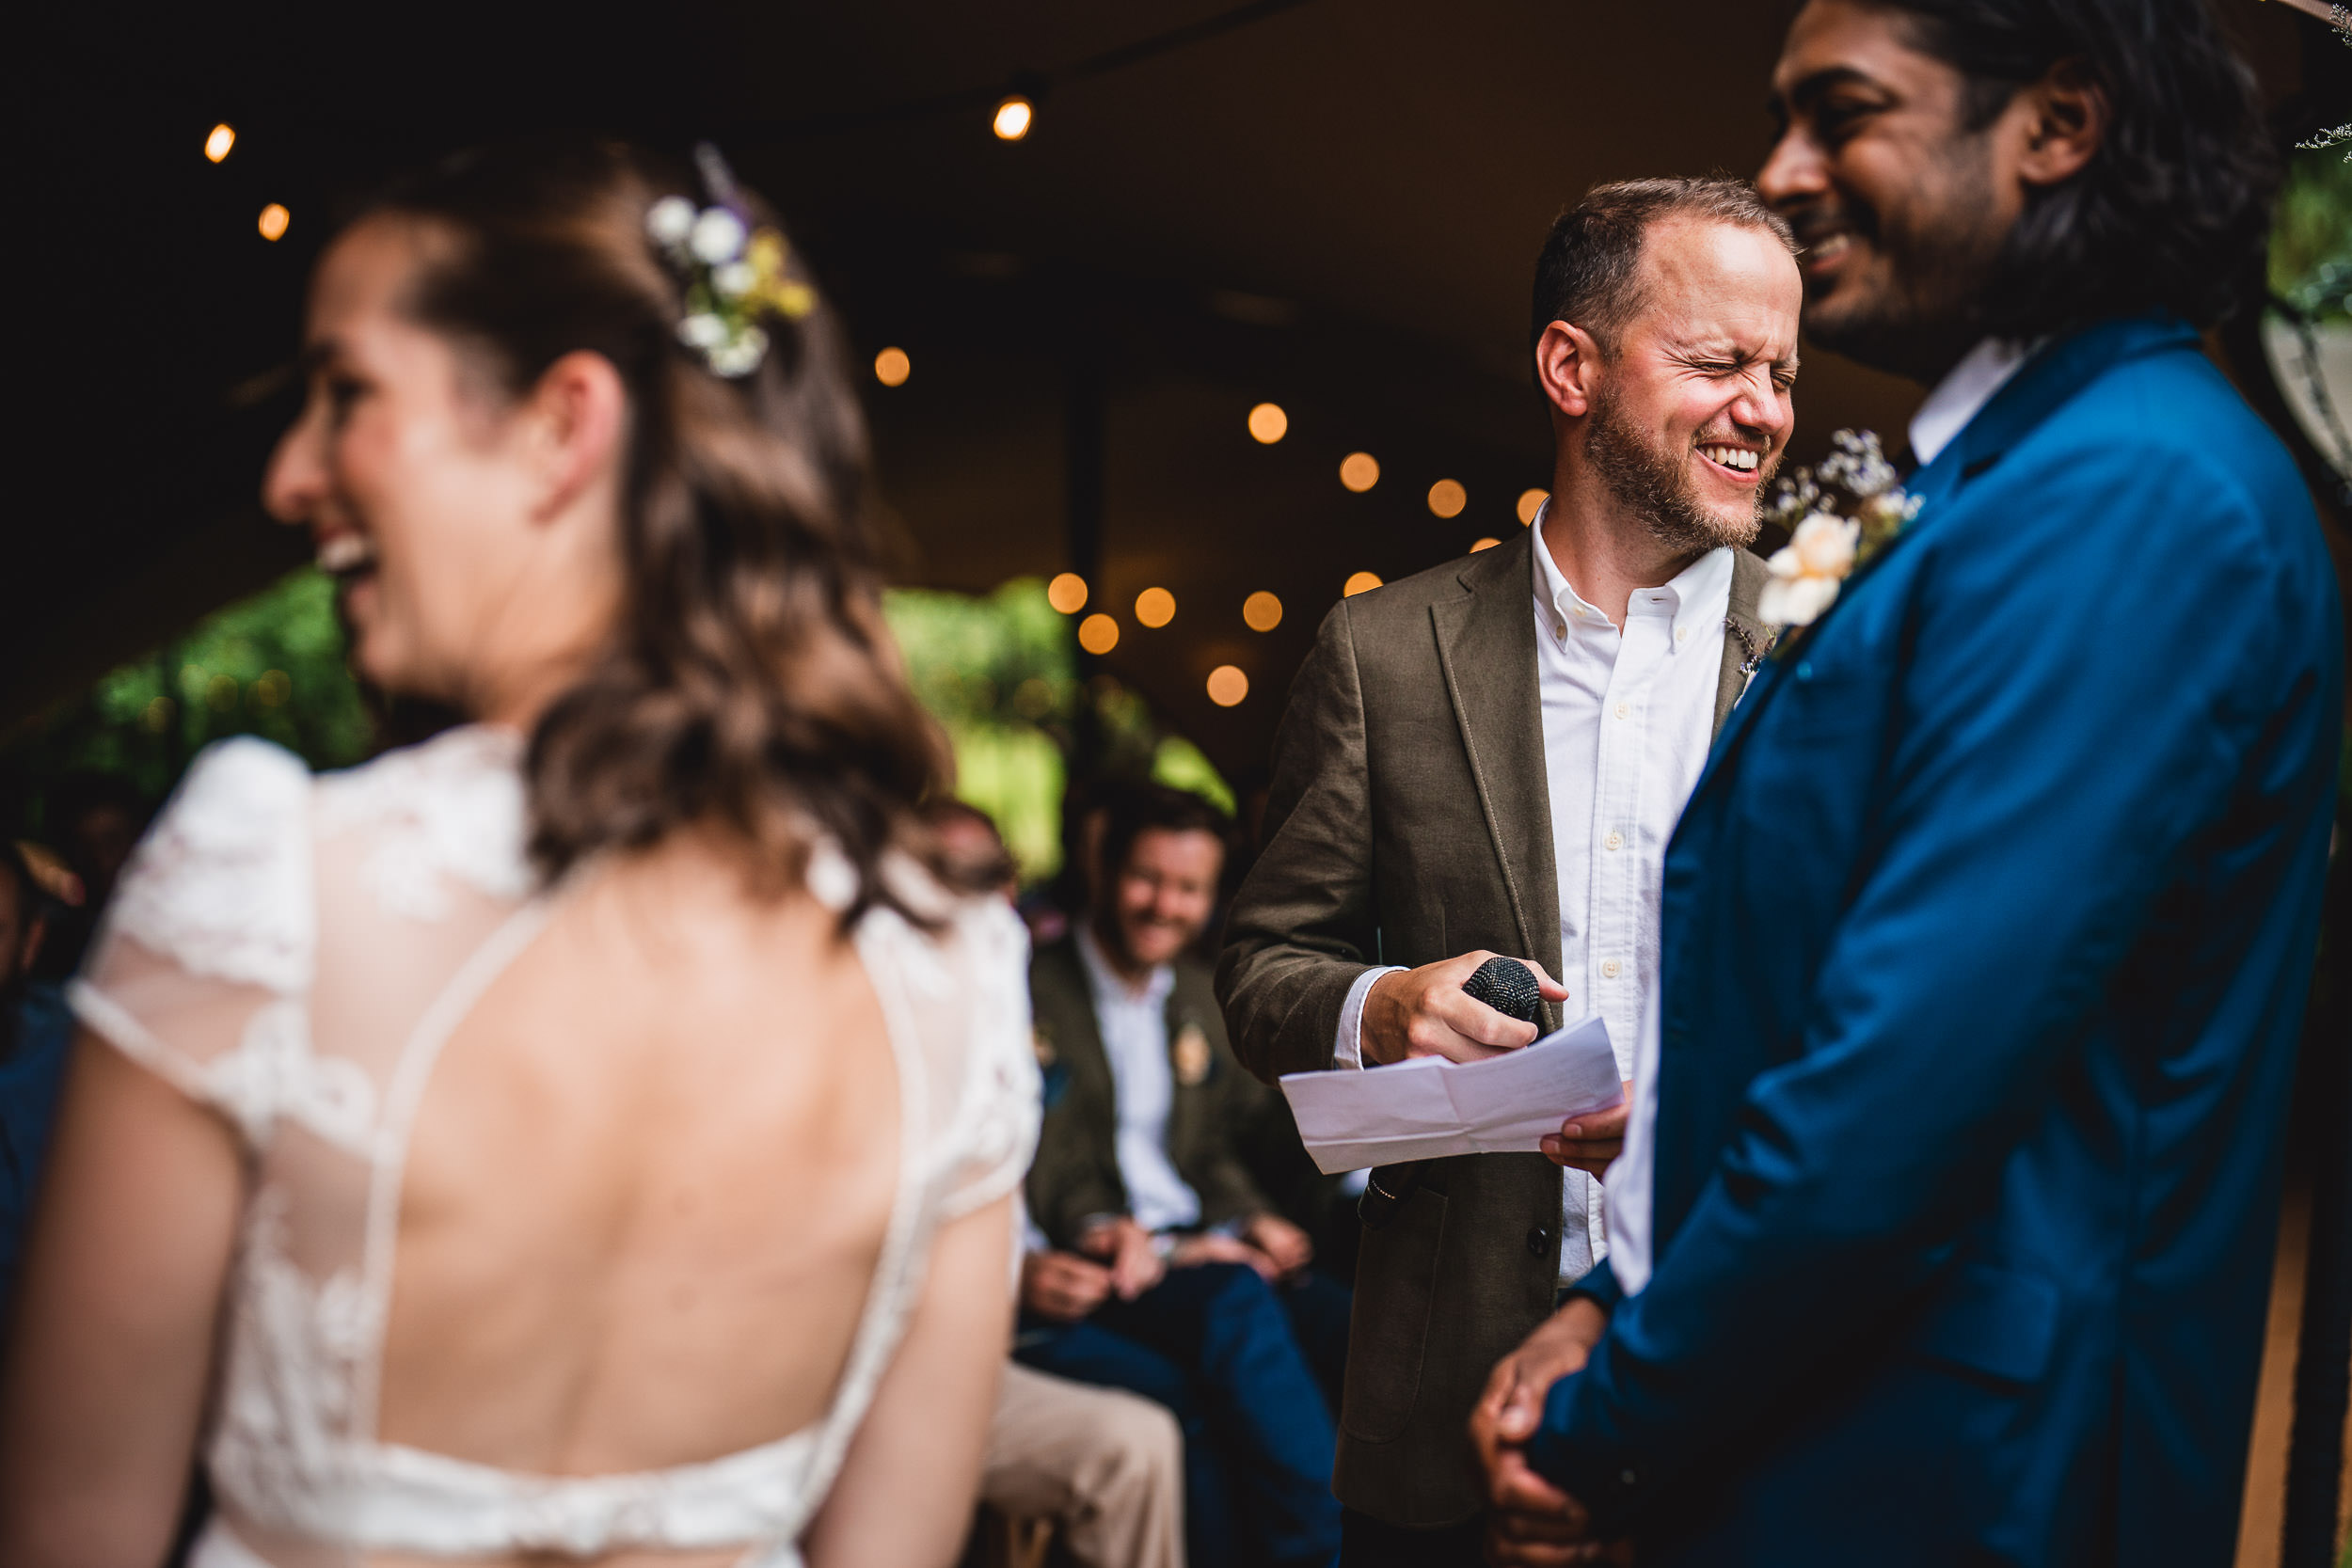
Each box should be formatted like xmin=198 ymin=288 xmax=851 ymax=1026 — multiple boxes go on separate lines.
xmin=1756 ymin=126 xmax=1826 ymax=211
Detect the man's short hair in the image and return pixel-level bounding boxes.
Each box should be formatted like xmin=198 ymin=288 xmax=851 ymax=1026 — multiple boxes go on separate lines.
xmin=1867 ymin=0 xmax=2274 ymax=335
xmin=1529 ymin=177 xmax=1798 ymax=368
xmin=1097 ymin=784 xmax=1232 ymax=888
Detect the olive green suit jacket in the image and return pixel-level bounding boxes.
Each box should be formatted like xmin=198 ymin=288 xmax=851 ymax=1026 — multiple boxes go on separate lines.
xmin=1024 ymin=935 xmax=1275 ymax=1249
xmin=1216 ymin=530 xmax=1766 ymax=1526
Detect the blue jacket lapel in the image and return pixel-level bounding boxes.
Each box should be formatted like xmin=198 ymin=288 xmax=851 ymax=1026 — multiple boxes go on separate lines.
xmin=1688 ymin=312 xmax=2199 ymax=797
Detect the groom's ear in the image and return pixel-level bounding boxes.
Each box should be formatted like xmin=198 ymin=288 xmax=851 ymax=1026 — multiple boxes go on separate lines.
xmin=1535 ymin=320 xmax=1602 ymax=422
xmin=2012 ymin=57 xmax=2106 ymax=190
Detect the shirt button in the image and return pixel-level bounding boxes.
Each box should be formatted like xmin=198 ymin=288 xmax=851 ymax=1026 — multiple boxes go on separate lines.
xmin=1525 ymin=1225 xmax=1551 ymax=1257
xmin=1676 ymin=626 xmax=1689 ymax=643
xmin=1613 ymin=703 xmax=1630 ymax=720
xmin=1601 ymin=959 xmax=1622 ymax=979
xmin=1604 ymin=831 xmax=1624 ymax=851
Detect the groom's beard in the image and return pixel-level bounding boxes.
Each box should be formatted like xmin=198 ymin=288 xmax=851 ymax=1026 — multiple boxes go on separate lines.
xmin=1584 ymin=385 xmax=1762 ymax=555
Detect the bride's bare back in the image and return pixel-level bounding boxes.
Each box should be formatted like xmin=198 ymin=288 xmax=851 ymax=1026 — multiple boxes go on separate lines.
xmin=380 ymin=838 xmax=898 ymax=1476
xmin=0 ymin=729 xmax=1037 ymax=1568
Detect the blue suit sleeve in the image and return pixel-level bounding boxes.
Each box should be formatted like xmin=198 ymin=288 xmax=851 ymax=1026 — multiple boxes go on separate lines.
xmin=1525 ymin=439 xmax=2330 ymax=1518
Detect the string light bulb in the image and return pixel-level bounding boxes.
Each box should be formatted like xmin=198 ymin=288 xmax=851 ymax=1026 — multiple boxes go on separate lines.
xmin=1248 ymin=403 xmax=1288 ymax=443
xmin=205 ymin=123 xmax=235 ymax=163
xmin=1078 ymin=613 xmax=1120 ymax=654
xmin=993 ymin=97 xmax=1034 ymax=141
xmin=1339 ymin=452 xmax=1380 ymax=493
xmin=1427 ymin=479 xmax=1467 ymax=518
xmin=1207 ymin=666 xmax=1249 ymax=707
xmin=1470 ymin=537 xmax=1501 ymax=552
xmin=1243 ymin=591 xmax=1282 ymax=632
xmin=1135 ymin=588 xmax=1176 ymax=628
xmin=1047 ymin=573 xmax=1089 ymax=614
xmin=257 ymin=203 xmax=290 ymax=242
xmin=1343 ymin=571 xmax=1383 ymax=597
xmin=1518 ymin=487 xmax=1549 ymax=525
xmin=873 ymin=346 xmax=911 ymax=387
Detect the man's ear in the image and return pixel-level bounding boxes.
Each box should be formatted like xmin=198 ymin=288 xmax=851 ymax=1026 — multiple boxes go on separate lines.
xmin=520 ymin=350 xmax=629 ymax=525
xmin=2015 ymin=58 xmax=2106 ymax=189
xmin=1535 ymin=321 xmax=1604 ymax=420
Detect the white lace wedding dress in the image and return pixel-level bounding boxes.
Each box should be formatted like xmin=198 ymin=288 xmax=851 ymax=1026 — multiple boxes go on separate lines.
xmin=66 ymin=725 xmax=1040 ymax=1568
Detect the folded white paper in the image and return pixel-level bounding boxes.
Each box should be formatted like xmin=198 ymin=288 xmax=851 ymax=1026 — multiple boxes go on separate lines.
xmin=1279 ymin=1017 xmax=1622 ymax=1175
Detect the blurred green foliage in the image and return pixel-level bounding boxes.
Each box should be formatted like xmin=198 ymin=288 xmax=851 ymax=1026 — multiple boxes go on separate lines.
xmin=2 ymin=567 xmax=373 ymax=837
xmin=882 ymin=578 xmax=1232 ymax=881
xmin=2272 ymin=147 xmax=2352 ymax=320
xmin=6 ymin=569 xmax=1230 ymax=894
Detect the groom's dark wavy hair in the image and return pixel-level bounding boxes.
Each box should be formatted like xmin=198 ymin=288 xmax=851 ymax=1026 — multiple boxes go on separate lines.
xmin=1865 ymin=0 xmax=2277 ymax=336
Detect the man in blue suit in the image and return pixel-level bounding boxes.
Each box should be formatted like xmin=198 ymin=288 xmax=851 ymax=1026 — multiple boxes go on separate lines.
xmin=1472 ymin=2 xmax=2344 ymax=1564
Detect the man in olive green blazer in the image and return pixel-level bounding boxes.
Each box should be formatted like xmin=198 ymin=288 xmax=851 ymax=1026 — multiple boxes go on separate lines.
xmin=1218 ymin=177 xmax=1795 ymax=1562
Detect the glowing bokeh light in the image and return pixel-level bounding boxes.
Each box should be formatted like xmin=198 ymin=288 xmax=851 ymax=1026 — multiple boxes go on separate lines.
xmin=1135 ymin=588 xmax=1176 ymax=628
xmin=1243 ymin=591 xmax=1282 ymax=632
xmin=1470 ymin=536 xmax=1501 ymax=552
xmin=873 ymin=346 xmax=911 ymax=387
xmin=1047 ymin=573 xmax=1089 ymax=614
xmin=1207 ymin=665 xmax=1249 ymax=707
xmin=993 ymin=97 xmax=1034 ymax=141
xmin=1339 ymin=452 xmax=1380 ymax=493
xmin=205 ymin=123 xmax=236 ymax=163
xmin=257 ymin=203 xmax=290 ymax=241
xmin=1078 ymin=613 xmax=1120 ymax=654
xmin=1427 ymin=479 xmax=1468 ymax=518
xmin=1248 ymin=403 xmax=1288 ymax=444
xmin=1343 ymin=571 xmax=1383 ymax=597
xmin=1518 ymin=487 xmax=1549 ymax=525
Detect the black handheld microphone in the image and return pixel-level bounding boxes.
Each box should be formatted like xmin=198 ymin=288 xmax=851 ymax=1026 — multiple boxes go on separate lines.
xmin=1461 ymin=956 xmax=1542 ymax=1023
xmin=1360 ymin=957 xmax=1544 ymax=1232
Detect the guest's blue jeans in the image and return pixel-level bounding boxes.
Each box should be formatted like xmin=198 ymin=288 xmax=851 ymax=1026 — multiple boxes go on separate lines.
xmin=1015 ymin=1260 xmax=1346 ymax=1568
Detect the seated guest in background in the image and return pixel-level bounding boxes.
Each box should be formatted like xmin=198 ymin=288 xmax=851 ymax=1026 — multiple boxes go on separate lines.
xmin=0 ymin=844 xmax=69 ymax=1305
xmin=1021 ymin=784 xmax=1346 ymax=1568
xmin=932 ymin=799 xmax=1191 ymax=1568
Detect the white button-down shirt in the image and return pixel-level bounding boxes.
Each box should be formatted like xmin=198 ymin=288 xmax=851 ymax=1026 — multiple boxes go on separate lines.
xmin=1337 ymin=511 xmax=1733 ymax=1280
xmin=1605 ymin=338 xmax=2034 ymax=1297
xmin=1075 ymin=927 xmax=1203 ymax=1235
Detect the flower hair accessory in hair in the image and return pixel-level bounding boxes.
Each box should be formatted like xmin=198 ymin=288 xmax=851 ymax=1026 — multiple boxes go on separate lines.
xmin=645 ymin=146 xmax=815 ymax=378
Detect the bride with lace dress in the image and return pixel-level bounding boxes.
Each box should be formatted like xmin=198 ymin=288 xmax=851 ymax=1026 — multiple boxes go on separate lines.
xmin=0 ymin=140 xmax=1039 ymax=1568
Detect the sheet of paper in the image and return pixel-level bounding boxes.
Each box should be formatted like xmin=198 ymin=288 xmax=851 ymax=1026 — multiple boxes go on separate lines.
xmin=1279 ymin=1016 xmax=1622 ymax=1175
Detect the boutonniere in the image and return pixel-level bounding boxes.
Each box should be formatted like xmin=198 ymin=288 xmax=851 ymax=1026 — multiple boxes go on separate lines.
xmin=1757 ymin=429 xmax=1922 ymax=637
xmin=1171 ymin=1023 xmax=1214 ymax=1087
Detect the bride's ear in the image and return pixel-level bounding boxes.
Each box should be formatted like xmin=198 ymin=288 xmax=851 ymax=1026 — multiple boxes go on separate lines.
xmin=518 ymin=350 xmax=629 ymax=527
xmin=1535 ymin=321 xmax=1602 ymax=421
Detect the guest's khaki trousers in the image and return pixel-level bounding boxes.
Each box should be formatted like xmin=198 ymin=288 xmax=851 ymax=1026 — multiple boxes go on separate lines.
xmin=980 ymin=1362 xmax=1184 ymax=1568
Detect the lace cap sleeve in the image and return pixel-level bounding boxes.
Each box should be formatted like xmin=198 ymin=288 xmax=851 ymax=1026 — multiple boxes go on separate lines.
xmin=933 ymin=897 xmax=1042 ymax=1221
xmin=66 ymin=737 xmax=315 ymax=1138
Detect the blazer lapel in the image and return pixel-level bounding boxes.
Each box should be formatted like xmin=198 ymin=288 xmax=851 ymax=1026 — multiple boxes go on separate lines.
xmin=1712 ymin=547 xmax=1772 ymax=740
xmin=1429 ymin=532 xmax=1562 ymax=979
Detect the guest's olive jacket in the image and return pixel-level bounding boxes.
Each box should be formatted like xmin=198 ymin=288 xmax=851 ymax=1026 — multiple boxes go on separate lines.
xmin=1216 ymin=530 xmax=1764 ymax=1527
xmin=1024 ymin=935 xmax=1275 ymax=1250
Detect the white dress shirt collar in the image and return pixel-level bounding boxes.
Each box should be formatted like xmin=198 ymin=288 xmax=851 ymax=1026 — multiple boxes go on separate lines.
xmin=1530 ymin=501 xmax=1736 ymax=650
xmin=1076 ymin=924 xmax=1173 ymax=1013
xmin=1907 ymin=337 xmax=2040 ymax=468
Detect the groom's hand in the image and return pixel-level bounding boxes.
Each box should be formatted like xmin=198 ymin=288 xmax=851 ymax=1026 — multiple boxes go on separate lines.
xmin=1361 ymin=952 xmax=1569 ymax=1067
xmin=1473 ymin=1299 xmax=1620 ymax=1565
xmin=1540 ymin=1084 xmax=1635 ymax=1178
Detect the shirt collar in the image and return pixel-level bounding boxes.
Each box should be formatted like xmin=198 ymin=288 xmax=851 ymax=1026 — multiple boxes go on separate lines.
xmin=1530 ymin=500 xmax=1736 ymax=649
xmin=1076 ymin=925 xmax=1173 ymax=1011
xmin=1908 ymin=337 xmax=2042 ymax=467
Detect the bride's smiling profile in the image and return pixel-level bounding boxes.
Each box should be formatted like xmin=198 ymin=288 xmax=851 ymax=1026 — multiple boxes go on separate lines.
xmin=0 ymin=138 xmax=1039 ymax=1568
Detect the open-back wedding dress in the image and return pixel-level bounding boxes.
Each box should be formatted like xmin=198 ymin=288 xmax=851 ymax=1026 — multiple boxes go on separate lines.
xmin=66 ymin=724 xmax=1040 ymax=1567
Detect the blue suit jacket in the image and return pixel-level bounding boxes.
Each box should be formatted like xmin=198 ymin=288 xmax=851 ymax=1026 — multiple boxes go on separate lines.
xmin=1527 ymin=314 xmax=2344 ymax=1566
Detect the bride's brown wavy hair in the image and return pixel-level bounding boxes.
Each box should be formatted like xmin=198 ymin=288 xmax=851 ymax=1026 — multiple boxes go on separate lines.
xmin=361 ymin=136 xmax=972 ymax=924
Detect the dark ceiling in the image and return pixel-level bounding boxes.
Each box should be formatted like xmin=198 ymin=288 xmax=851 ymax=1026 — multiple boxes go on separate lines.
xmin=5 ymin=0 xmax=2329 ymax=779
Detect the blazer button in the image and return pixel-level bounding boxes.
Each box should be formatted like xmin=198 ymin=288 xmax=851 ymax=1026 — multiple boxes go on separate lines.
xmin=1525 ymin=1226 xmax=1551 ymax=1257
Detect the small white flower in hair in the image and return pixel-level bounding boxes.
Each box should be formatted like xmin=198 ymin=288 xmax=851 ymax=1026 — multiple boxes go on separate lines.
xmin=679 ymin=312 xmax=728 ymax=349
xmin=646 ymin=196 xmax=696 ymax=247
xmin=713 ymin=261 xmax=755 ymax=299
xmin=690 ymin=208 xmax=747 ymax=265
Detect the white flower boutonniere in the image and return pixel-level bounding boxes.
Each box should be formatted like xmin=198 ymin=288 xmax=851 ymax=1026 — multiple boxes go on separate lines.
xmin=1757 ymin=429 xmax=1923 ymax=632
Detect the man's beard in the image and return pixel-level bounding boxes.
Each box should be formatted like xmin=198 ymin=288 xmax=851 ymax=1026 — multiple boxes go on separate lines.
xmin=1796 ymin=137 xmax=2006 ymax=380
xmin=1584 ymin=384 xmax=1761 ymax=555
